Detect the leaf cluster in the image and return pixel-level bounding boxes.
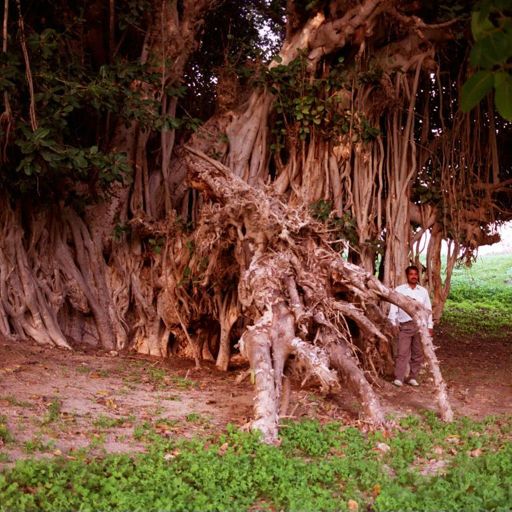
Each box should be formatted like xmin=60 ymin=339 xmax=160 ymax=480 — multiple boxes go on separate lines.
xmin=0 ymin=4 xmax=185 ymax=202
xmin=310 ymin=199 xmax=359 ymax=248
xmin=460 ymin=1 xmax=512 ymax=120
xmin=183 ymin=0 xmax=285 ymax=120
xmin=266 ymin=54 xmax=380 ymax=150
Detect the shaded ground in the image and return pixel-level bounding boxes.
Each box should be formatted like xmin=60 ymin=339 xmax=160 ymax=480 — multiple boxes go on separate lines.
xmin=1 ymin=328 xmax=511 ymax=468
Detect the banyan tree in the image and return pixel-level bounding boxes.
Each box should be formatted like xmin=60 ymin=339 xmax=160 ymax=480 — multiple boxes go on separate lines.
xmin=1 ymin=0 xmax=511 ymax=442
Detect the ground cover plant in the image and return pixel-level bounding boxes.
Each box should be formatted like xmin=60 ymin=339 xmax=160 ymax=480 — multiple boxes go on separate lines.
xmin=0 ymin=414 xmax=511 ymax=512
xmin=441 ymin=254 xmax=512 ymax=339
xmin=1 ymin=252 xmax=510 ymax=510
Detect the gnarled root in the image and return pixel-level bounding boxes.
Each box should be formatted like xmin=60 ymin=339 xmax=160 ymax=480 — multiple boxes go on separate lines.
xmin=185 ymin=146 xmax=454 ymax=441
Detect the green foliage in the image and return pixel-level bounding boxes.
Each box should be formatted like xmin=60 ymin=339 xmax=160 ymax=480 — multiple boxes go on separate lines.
xmin=310 ymin=199 xmax=333 ymax=222
xmin=147 ymin=237 xmax=165 ymax=255
xmin=374 ymin=413 xmax=512 ymax=511
xmin=0 ymin=1 xmax=200 ymax=200
xmin=23 ymin=438 xmax=56 ymax=454
xmin=1 ymin=396 xmax=33 ymax=408
xmin=266 ymin=53 xmax=379 ymax=150
xmin=42 ymin=399 xmax=62 ymax=425
xmin=0 ymin=26 xmax=142 ymax=197
xmin=412 ymin=183 xmax=442 ymax=206
xmin=93 ymin=416 xmax=135 ymax=430
xmin=0 ymin=416 xmax=14 ymax=445
xmin=113 ymin=223 xmax=131 ymax=241
xmin=461 ymin=1 xmax=512 ymax=120
xmin=460 ymin=71 xmax=495 ymax=112
xmin=310 ymin=200 xmax=362 ymax=250
xmin=117 ymin=0 xmax=152 ymax=31
xmin=494 ymin=72 xmax=512 ymax=120
xmin=1 ymin=415 xmax=511 ymax=511
xmin=184 ymin=0 xmax=285 ymax=120
xmin=441 ymin=254 xmax=512 ymax=338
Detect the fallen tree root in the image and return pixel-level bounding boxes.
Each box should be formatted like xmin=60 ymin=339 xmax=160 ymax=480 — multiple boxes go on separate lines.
xmin=185 ymin=146 xmax=454 ymax=442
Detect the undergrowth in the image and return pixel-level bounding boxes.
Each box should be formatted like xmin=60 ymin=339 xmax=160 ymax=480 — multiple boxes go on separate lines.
xmin=1 ymin=413 xmax=511 ymax=511
xmin=441 ymin=254 xmax=512 ymax=339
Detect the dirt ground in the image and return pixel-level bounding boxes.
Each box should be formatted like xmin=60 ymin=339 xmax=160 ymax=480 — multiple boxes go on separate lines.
xmin=1 ymin=328 xmax=511 ymax=468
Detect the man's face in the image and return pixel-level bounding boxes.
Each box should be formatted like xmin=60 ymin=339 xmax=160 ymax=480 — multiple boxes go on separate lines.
xmin=406 ymin=269 xmax=419 ymax=286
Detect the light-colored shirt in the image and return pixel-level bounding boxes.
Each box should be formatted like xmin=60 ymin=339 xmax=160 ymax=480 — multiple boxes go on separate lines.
xmin=388 ymin=283 xmax=433 ymax=328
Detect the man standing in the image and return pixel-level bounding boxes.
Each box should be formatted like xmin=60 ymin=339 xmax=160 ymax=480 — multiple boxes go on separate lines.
xmin=388 ymin=265 xmax=433 ymax=387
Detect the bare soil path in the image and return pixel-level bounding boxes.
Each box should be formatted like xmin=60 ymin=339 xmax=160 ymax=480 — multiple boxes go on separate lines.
xmin=1 ymin=328 xmax=511 ymax=467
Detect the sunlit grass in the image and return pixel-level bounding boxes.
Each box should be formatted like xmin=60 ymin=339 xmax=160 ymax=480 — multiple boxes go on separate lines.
xmin=441 ymin=254 xmax=512 ymax=339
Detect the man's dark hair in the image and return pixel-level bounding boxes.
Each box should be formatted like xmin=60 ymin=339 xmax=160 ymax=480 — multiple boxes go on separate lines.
xmin=405 ymin=265 xmax=419 ymax=276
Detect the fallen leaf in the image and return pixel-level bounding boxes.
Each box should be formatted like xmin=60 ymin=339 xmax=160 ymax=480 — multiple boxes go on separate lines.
xmin=0 ymin=364 xmax=21 ymax=374
xmin=164 ymin=449 xmax=180 ymax=461
xmin=105 ymin=398 xmax=118 ymax=410
xmin=376 ymin=442 xmax=391 ymax=453
xmin=348 ymin=499 xmax=359 ymax=511
xmin=218 ymin=442 xmax=229 ymax=456
xmin=469 ymin=448 xmax=482 ymax=457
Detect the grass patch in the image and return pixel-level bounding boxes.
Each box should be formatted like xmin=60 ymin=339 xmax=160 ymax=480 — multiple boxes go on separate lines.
xmin=185 ymin=413 xmax=204 ymax=423
xmin=123 ymin=365 xmax=197 ymax=391
xmin=23 ymin=438 xmax=56 ymax=454
xmin=1 ymin=414 xmax=511 ymax=511
xmin=76 ymin=365 xmax=93 ymax=374
xmin=41 ymin=398 xmax=63 ymax=425
xmin=161 ymin=394 xmax=181 ymax=401
xmin=147 ymin=367 xmax=167 ymax=386
xmin=441 ymin=254 xmax=512 ymax=339
xmin=0 ymin=416 xmax=14 ymax=445
xmin=88 ymin=433 xmax=106 ymax=450
xmin=171 ymin=376 xmax=197 ymax=390
xmin=92 ymin=415 xmax=135 ymax=429
xmin=1 ymin=396 xmax=33 ymax=408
